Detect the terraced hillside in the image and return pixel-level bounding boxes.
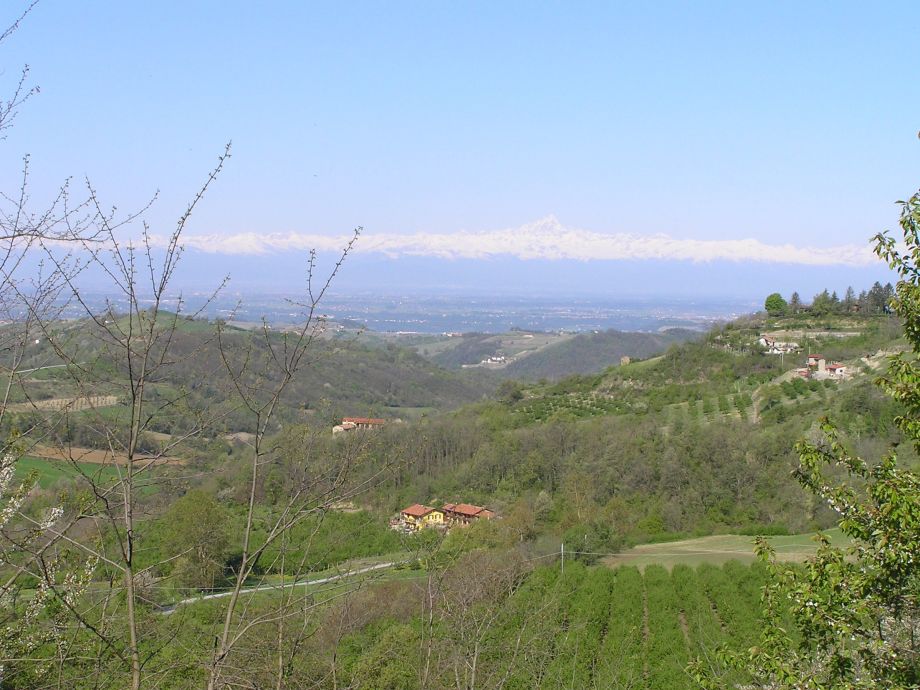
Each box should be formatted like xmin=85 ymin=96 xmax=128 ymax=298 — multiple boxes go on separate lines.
xmin=505 ymin=315 xmax=903 ymax=426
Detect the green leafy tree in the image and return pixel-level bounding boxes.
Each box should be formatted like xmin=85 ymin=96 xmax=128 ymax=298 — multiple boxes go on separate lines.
xmin=868 ymin=281 xmax=888 ymax=313
xmin=764 ymin=293 xmax=788 ymax=316
xmin=167 ymin=490 xmax=231 ymax=589
xmin=496 ymin=379 xmax=525 ymax=404
xmin=693 ymin=188 xmax=920 ymax=689
xmin=811 ymin=289 xmax=833 ymax=315
xmin=844 ymin=285 xmax=856 ymax=310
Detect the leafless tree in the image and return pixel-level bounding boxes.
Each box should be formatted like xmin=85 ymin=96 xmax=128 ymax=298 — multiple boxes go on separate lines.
xmin=0 ymin=5 xmax=409 ymax=687
xmin=201 ymin=233 xmax=417 ymax=688
xmin=0 ymin=4 xmax=131 ymax=686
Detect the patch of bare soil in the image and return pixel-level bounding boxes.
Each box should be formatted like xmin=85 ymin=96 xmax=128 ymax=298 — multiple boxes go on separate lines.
xmin=223 ymin=432 xmax=256 ymax=444
xmin=678 ymin=610 xmax=691 ymax=649
xmin=861 ymin=347 xmax=905 ymax=370
xmin=29 ymin=444 xmax=183 ymax=466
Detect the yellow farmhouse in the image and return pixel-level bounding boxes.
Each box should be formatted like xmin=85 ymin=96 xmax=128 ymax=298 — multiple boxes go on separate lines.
xmin=400 ymin=504 xmax=444 ymax=530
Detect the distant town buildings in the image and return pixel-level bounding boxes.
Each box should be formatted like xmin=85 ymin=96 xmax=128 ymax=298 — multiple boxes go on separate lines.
xmin=461 ymin=354 xmax=507 ymax=369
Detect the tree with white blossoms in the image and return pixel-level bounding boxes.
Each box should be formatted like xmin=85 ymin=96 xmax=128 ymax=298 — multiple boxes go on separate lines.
xmin=0 ymin=455 xmax=95 ymax=685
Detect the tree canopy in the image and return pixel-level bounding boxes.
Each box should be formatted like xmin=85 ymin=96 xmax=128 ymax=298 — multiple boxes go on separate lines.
xmin=764 ymin=293 xmax=788 ymax=316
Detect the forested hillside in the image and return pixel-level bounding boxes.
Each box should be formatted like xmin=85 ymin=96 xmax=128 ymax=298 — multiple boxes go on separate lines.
xmin=354 ymin=311 xmax=909 ymax=546
xmin=418 ymin=327 xmax=699 ymax=380
xmin=502 ymin=327 xmax=699 ymax=380
xmin=0 ymin=315 xmax=491 ymax=439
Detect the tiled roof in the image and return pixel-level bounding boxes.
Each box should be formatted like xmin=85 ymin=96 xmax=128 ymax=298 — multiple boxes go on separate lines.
xmin=401 ymin=504 xmax=434 ymax=518
xmin=445 ymin=503 xmax=488 ymax=517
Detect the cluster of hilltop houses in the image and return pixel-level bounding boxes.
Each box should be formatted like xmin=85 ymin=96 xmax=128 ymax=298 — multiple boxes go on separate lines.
xmin=757 ymin=337 xmax=849 ymax=380
xmin=796 ymin=354 xmax=848 ymax=380
xmin=391 ymin=502 xmax=495 ymax=532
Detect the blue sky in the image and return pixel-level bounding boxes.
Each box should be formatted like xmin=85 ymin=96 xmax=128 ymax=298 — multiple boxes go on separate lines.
xmin=0 ymin=1 xmax=915 ymax=297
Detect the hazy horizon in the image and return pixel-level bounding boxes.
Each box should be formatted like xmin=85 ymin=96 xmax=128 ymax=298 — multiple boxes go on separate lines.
xmin=0 ymin=1 xmax=915 ymax=301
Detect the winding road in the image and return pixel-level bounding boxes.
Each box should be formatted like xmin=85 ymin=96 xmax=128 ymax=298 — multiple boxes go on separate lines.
xmin=159 ymin=560 xmax=402 ymax=615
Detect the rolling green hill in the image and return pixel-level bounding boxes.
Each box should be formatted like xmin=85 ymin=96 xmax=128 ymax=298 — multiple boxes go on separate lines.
xmin=416 ymin=327 xmax=699 ymax=380
xmin=360 ymin=311 xmax=910 ymax=544
xmin=0 ymin=316 xmax=494 ymax=445
xmin=502 ymin=327 xmax=700 ymax=380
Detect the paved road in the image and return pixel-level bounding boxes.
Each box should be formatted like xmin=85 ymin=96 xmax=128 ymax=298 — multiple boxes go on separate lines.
xmin=17 ymin=363 xmax=70 ymax=375
xmin=159 ymin=560 xmax=400 ymax=615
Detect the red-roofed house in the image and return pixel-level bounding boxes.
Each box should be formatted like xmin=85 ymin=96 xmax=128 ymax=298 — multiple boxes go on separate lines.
xmin=826 ymin=363 xmax=847 ymax=378
xmin=398 ymin=504 xmax=444 ymax=531
xmin=442 ymin=503 xmax=495 ymax=526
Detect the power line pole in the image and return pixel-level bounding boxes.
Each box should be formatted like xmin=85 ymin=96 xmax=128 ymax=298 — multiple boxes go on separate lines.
xmin=560 ymin=542 xmax=564 ymax=574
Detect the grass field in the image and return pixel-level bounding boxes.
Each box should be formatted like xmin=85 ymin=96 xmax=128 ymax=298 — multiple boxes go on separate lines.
xmin=603 ymin=529 xmax=849 ymax=570
xmin=14 ymin=456 xmax=123 ymax=488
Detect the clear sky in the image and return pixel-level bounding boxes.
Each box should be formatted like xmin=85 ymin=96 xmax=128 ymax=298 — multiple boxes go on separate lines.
xmin=0 ymin=1 xmax=915 ymax=297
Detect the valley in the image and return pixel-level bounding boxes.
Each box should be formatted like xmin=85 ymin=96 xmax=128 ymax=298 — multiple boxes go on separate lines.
xmin=2 ymin=288 xmax=913 ymax=686
xmin=2 ymin=4 xmax=916 ymax=686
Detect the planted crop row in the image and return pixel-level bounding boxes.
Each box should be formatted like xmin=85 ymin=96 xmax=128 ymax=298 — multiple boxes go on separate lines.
xmin=479 ymin=566 xmax=559 ymax=686
xmin=645 ymin=565 xmax=691 ymax=689
xmin=479 ymin=561 xmax=766 ymax=690
xmin=594 ymin=566 xmax=646 ymax=689
xmin=697 ymin=562 xmax=763 ymax=648
xmin=501 ymin=564 xmax=588 ymax=689
xmin=540 ymin=567 xmax=614 ymax=688
xmin=671 ymin=564 xmax=724 ymax=655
